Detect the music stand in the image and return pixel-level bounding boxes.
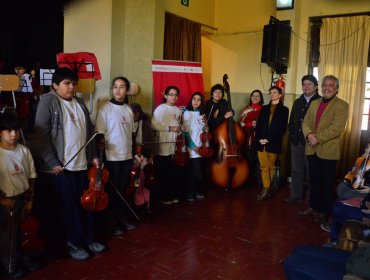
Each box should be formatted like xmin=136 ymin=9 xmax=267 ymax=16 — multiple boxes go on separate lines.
xmin=40 ymin=69 xmax=55 ymax=86
xmin=0 ymin=75 xmax=26 ymax=144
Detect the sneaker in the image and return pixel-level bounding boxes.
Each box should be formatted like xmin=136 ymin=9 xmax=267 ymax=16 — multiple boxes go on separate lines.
xmin=172 ymin=198 xmax=179 ymax=204
xmin=186 ymin=194 xmax=195 ymax=202
xmin=67 ymin=242 xmax=90 ymax=260
xmin=320 ymin=223 xmax=332 ymax=232
xmin=124 ymin=222 xmax=137 ymax=230
xmin=322 ymin=241 xmax=336 ymax=248
xmin=88 ymin=242 xmax=106 ymax=253
xmin=194 ymin=192 xmax=205 ymax=199
xmin=112 ymin=226 xmax=125 ymax=236
xmin=160 ymin=200 xmax=173 ymax=205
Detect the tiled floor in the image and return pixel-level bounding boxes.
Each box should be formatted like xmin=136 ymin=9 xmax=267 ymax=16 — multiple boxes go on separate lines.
xmin=15 ymin=183 xmax=328 ymax=280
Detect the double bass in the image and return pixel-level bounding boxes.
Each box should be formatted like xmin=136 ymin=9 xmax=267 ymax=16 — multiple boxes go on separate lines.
xmin=210 ymin=74 xmax=249 ymax=189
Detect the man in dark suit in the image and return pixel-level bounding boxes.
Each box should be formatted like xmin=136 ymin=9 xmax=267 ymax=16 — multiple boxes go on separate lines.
xmin=285 ymin=75 xmax=320 ymax=203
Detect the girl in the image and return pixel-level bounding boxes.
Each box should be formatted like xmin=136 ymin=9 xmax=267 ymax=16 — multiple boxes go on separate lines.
xmin=183 ymin=92 xmax=207 ymax=202
xmin=255 ymin=86 xmax=289 ymax=201
xmin=151 ymin=86 xmax=182 ymax=205
xmin=95 ymin=76 xmax=136 ymax=235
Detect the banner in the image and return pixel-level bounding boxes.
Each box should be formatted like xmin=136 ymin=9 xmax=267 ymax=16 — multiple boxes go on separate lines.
xmin=152 ymin=60 xmax=204 ymax=108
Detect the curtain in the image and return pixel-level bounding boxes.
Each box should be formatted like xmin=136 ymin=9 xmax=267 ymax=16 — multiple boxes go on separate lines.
xmin=319 ymin=16 xmax=370 ymax=176
xmin=164 ymin=12 xmax=201 ymax=62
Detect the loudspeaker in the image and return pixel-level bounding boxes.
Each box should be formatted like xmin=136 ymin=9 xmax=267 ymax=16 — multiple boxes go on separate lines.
xmin=261 ymin=21 xmax=291 ymax=70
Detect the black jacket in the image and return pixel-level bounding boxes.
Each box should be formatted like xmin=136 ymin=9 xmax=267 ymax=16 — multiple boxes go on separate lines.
xmin=288 ymin=93 xmax=320 ymax=145
xmin=204 ymin=99 xmax=232 ymax=131
xmin=255 ymin=102 xmax=289 ymax=154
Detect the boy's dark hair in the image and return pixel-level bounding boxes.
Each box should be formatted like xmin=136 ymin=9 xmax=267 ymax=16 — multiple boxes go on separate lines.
xmin=0 ymin=111 xmax=21 ymax=131
xmin=269 ymin=85 xmax=283 ymax=95
xmin=52 ymin=67 xmax=79 ymax=85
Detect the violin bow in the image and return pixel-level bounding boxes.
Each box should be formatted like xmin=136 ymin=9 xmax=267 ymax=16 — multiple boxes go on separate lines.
xmin=109 ymin=180 xmax=140 ymax=221
xmin=42 ymin=131 xmax=99 ymax=174
xmin=8 ymin=207 xmax=15 ymax=274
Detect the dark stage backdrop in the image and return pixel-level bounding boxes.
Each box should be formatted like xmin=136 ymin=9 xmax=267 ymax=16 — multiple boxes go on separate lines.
xmin=0 ymin=1 xmax=68 ymax=73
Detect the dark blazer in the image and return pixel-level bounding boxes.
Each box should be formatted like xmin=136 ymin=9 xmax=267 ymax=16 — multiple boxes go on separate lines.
xmin=288 ymin=93 xmax=321 ymax=146
xmin=255 ymin=102 xmax=289 ymax=154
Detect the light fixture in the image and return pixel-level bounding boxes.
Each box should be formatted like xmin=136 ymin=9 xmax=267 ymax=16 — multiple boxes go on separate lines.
xmin=276 ymin=0 xmax=294 ymax=10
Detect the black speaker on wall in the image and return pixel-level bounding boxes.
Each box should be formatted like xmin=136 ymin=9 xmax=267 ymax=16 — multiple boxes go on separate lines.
xmin=261 ymin=17 xmax=291 ymax=74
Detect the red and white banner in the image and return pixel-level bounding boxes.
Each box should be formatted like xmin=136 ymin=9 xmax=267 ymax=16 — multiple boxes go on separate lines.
xmin=152 ymin=60 xmax=204 ymax=108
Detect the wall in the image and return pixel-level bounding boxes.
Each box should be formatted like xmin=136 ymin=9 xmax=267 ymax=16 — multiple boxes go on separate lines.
xmin=63 ymin=0 xmax=112 ymax=119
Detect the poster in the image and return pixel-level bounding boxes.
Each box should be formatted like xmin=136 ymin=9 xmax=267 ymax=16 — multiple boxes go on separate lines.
xmin=152 ymin=60 xmax=204 ymax=108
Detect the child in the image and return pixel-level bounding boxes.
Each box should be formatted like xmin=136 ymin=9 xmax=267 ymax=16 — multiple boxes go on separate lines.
xmin=0 ymin=112 xmax=39 ymax=278
xmin=182 ymin=92 xmax=207 ymax=202
xmin=95 ymin=76 xmax=137 ymax=235
xmin=151 ymin=86 xmax=182 ymax=205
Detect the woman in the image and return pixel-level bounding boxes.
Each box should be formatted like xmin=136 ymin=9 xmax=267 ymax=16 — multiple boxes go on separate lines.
xmin=255 ymin=86 xmax=288 ymax=201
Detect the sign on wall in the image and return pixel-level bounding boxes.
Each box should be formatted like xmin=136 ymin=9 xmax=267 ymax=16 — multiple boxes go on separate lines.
xmin=152 ymin=60 xmax=204 ymax=108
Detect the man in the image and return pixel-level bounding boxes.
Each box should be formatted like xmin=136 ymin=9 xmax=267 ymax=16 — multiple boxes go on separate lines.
xmin=34 ymin=68 xmax=105 ymax=260
xmin=285 ymin=75 xmax=320 ymax=203
xmin=300 ymin=75 xmax=349 ymax=223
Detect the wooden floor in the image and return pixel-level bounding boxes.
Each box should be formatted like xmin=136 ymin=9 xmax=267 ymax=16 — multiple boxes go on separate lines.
xmin=14 ymin=183 xmax=328 ymax=280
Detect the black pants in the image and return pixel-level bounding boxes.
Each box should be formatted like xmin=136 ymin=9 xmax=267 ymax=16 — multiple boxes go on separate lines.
xmin=307 ymin=154 xmax=337 ymax=214
xmin=153 ymin=155 xmax=183 ymax=201
xmin=186 ymin=157 xmax=205 ymax=195
xmin=106 ymin=160 xmax=133 ymax=226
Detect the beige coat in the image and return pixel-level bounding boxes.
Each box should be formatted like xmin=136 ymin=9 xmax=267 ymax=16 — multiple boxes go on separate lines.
xmin=302 ymin=96 xmax=349 ymax=160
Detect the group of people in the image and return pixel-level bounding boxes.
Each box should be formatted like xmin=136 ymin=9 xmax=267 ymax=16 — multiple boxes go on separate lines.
xmin=1 ymin=66 xmax=366 ymax=279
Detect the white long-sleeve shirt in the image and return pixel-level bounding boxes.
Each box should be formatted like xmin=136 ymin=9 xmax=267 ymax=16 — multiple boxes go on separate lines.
xmin=95 ymin=101 xmax=134 ymax=161
xmin=151 ymin=103 xmax=181 ymax=156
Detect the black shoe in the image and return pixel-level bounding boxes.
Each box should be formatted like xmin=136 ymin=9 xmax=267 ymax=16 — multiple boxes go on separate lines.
xmin=315 ymin=213 xmax=328 ymax=223
xmin=320 ymin=223 xmax=332 ymax=232
xmin=284 ymin=197 xmax=302 ymax=204
xmin=257 ymin=189 xmax=270 ymax=201
xmin=21 ymin=256 xmax=43 ymax=271
xmin=124 ymin=222 xmax=137 ymax=230
xmin=298 ymin=207 xmax=317 ymax=216
xmin=9 ymin=266 xmax=27 ymax=279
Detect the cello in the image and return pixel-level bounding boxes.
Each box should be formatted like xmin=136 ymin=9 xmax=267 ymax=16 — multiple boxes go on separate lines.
xmin=210 ymin=74 xmax=249 ymax=189
xmin=81 ymin=136 xmax=109 ymax=212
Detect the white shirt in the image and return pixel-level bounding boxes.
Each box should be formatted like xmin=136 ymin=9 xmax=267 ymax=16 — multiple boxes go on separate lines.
xmin=95 ymin=101 xmax=134 ymax=161
xmin=0 ymin=144 xmax=37 ymax=197
xmin=183 ymin=110 xmax=205 ymax=158
xmin=151 ymin=103 xmax=181 ymax=156
xmin=59 ymin=97 xmax=87 ymax=170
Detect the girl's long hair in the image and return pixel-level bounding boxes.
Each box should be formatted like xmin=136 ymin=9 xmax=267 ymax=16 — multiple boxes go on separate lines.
xmin=185 ymin=92 xmax=205 ymax=114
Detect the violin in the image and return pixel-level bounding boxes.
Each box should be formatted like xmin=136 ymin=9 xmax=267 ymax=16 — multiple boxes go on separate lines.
xmin=198 ymin=115 xmax=214 ymax=158
xmin=174 ymin=113 xmax=190 ymax=166
xmin=344 ymin=144 xmax=370 ymax=189
xmin=81 ymin=135 xmax=109 ymax=212
xmin=209 ymin=74 xmax=249 ymax=189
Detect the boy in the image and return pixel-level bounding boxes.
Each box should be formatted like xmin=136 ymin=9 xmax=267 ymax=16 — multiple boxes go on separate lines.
xmin=0 ymin=112 xmax=38 ymax=278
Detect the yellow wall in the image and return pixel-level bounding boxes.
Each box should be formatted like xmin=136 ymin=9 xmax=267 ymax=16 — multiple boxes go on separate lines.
xmin=63 ymin=0 xmax=112 ymax=119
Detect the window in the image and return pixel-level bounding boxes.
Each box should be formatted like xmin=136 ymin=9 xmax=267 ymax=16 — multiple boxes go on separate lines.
xmin=363 ymin=68 xmax=370 ymax=130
